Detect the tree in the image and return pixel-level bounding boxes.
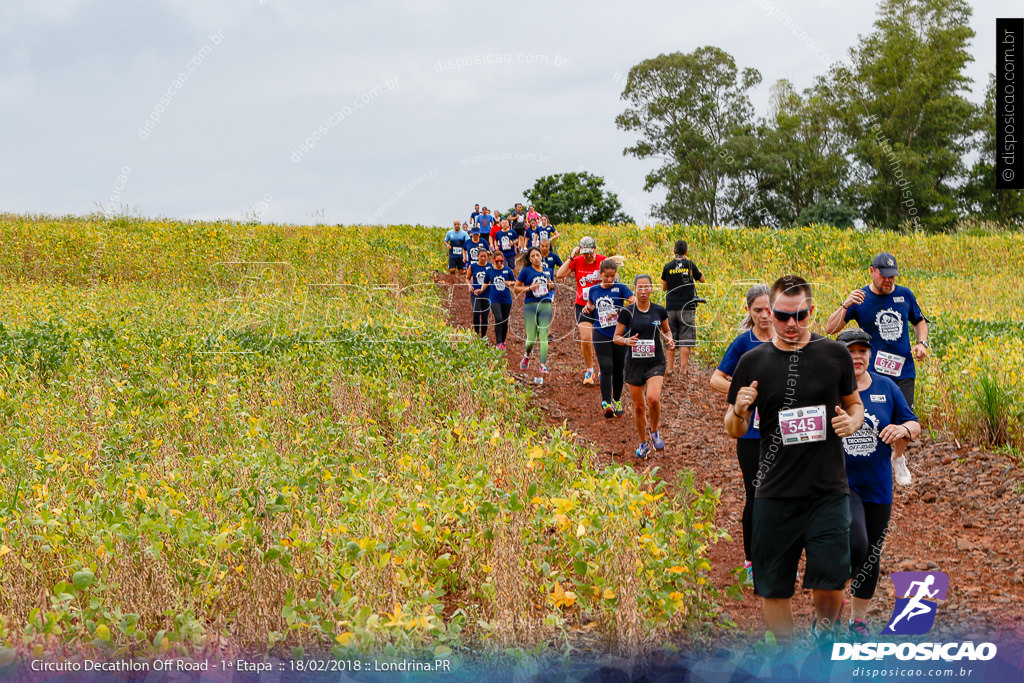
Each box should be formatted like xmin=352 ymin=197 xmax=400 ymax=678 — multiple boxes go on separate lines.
xmin=523 ymin=172 xmax=633 ymax=225
xmin=834 ymin=0 xmax=977 ymax=232
xmin=731 ymin=80 xmax=856 ymax=227
xmin=615 ymin=46 xmax=761 ymax=226
xmin=961 ymin=74 xmax=1024 ymax=226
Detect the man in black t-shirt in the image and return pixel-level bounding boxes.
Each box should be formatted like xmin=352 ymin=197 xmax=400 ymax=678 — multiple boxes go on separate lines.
xmin=509 ymin=202 xmax=527 ymax=239
xmin=660 ymin=240 xmax=705 ymax=379
xmin=725 ymin=275 xmax=863 ymax=655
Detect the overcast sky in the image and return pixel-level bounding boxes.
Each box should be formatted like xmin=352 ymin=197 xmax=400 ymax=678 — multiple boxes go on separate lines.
xmin=0 ymin=0 xmax=1016 ymax=227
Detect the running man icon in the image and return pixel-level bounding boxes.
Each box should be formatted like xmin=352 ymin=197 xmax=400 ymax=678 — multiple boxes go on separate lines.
xmin=882 ymin=571 xmax=949 ymax=635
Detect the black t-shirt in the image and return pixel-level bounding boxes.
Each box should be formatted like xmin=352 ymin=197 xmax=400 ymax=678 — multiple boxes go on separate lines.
xmin=727 ymin=334 xmax=857 ymax=499
xmin=660 ymin=257 xmax=703 ymax=311
xmin=509 ymin=210 xmax=526 ymax=237
xmin=617 ymin=303 xmax=669 ymax=365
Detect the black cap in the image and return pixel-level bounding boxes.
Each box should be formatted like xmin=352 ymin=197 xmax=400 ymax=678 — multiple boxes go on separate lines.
xmin=871 ymin=252 xmax=899 ymax=277
xmin=837 ymin=328 xmax=873 ymax=348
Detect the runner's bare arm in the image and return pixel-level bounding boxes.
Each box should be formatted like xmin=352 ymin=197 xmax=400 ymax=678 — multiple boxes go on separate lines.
xmin=556 ymin=250 xmax=578 ymax=279
xmin=660 ymin=319 xmax=675 ymax=349
xmin=824 ymin=289 xmax=864 ymax=334
xmin=912 ymin=319 xmax=929 ymax=360
xmin=709 ymin=370 xmax=732 ymax=394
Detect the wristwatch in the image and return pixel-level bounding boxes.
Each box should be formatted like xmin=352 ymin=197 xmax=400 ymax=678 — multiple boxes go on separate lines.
xmin=917 ymin=339 xmax=929 ymax=348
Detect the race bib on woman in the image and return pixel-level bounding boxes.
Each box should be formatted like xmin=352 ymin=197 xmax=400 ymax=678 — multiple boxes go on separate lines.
xmin=633 ymin=339 xmax=655 ymax=359
xmin=778 ymin=405 xmax=826 ymax=445
xmin=874 ymin=351 xmax=905 ymax=377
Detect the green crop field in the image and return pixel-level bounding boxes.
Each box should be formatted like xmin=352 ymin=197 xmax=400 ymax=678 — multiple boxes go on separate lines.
xmin=0 ymin=215 xmax=1021 ymax=662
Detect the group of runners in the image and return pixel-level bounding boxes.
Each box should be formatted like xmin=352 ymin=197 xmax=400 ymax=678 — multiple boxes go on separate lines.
xmin=446 ymin=222 xmax=933 ymax=661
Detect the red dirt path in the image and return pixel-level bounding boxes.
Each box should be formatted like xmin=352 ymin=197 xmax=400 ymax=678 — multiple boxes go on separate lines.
xmin=438 ymin=273 xmax=1024 ymax=645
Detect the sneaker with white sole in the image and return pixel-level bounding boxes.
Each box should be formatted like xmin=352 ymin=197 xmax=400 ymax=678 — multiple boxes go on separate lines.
xmin=583 ymin=368 xmax=595 ymax=385
xmin=519 ymin=355 xmax=531 ymax=370
xmin=602 ymin=401 xmax=614 ymax=418
xmin=635 ymin=442 xmax=652 ymax=460
xmin=893 ymin=455 xmax=912 ymax=486
xmin=613 ymin=399 xmax=624 ymax=416
xmin=539 ymin=364 xmax=548 ymax=374
xmin=650 ymin=430 xmax=665 ymax=450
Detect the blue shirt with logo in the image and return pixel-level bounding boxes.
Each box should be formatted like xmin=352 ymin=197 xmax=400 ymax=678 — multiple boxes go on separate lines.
xmin=484 ymin=265 xmax=514 ymax=305
xmin=517 ymin=265 xmax=556 ymax=304
xmin=495 ymin=228 xmax=519 ymax=260
xmin=469 ymin=262 xmax=490 ymax=300
xmin=475 ymin=214 xmax=494 ymax=233
xmin=445 ymin=229 xmax=468 ymax=257
xmin=543 ymin=251 xmax=563 ymax=271
xmin=843 ymin=372 xmax=917 ymax=504
xmin=844 ymin=285 xmax=925 ymax=380
xmin=717 ymin=330 xmax=770 ymax=439
xmin=588 ymin=282 xmax=634 ymax=338
xmin=463 ymin=236 xmax=488 ymax=263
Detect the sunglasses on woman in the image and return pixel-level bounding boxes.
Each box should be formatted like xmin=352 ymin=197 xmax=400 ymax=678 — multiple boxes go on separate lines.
xmin=772 ymin=308 xmax=811 ymax=323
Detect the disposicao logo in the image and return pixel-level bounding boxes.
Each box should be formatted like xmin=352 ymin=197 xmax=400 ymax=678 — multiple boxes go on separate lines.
xmin=832 ymin=571 xmax=998 ymax=662
xmin=881 ymin=571 xmax=948 ymax=635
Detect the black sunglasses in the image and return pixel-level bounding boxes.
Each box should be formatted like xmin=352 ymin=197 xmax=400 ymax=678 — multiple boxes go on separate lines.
xmin=772 ymin=308 xmax=811 ymax=323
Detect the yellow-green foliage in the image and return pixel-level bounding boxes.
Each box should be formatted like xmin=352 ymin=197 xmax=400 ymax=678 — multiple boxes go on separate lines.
xmin=0 ymin=215 xmax=725 ymax=659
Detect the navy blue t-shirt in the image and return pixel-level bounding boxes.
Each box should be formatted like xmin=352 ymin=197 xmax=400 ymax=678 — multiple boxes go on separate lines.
xmin=463 ymin=237 xmax=488 ymax=263
xmin=468 ymin=263 xmax=490 ymax=298
xmin=844 ymin=285 xmax=925 ymax=380
xmin=484 ymin=265 xmax=515 ymax=305
xmin=542 ymin=252 xmax=563 ymax=271
xmin=717 ymin=330 xmax=770 ymax=440
xmin=495 ymin=229 xmax=519 ymax=256
xmin=588 ymin=283 xmax=634 ymax=338
xmin=843 ymin=372 xmax=917 ymax=504
xmin=517 ymin=265 xmax=556 ymax=304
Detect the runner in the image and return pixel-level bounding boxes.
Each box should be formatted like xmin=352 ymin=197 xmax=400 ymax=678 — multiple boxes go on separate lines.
xmin=537 ymin=215 xmax=560 ymax=245
xmin=661 ymin=239 xmax=705 ymax=379
xmin=824 ymin=252 xmax=928 ymax=484
xmin=510 ymin=202 xmax=527 ymax=238
xmin=836 ymin=328 xmax=920 ymax=641
xmin=470 ymin=203 xmax=481 ymax=224
xmin=539 ymin=239 xmax=562 ymax=272
xmin=475 ymin=206 xmax=494 ymax=236
xmin=725 ymin=275 xmax=864 ymax=658
xmin=467 ymin=246 xmax=491 ymax=339
xmin=556 ymin=236 xmax=606 ymax=385
xmin=464 ymin=227 xmax=488 ymax=264
xmin=613 ymin=274 xmax=674 ymax=458
xmin=444 ymin=220 xmax=468 ymax=275
xmin=514 ymin=247 xmax=556 ymax=384
xmin=525 ymin=217 xmax=542 ymax=249
xmin=585 ymin=260 xmax=634 ymax=417
xmin=479 ymin=251 xmax=514 ymax=350
xmin=709 ymin=284 xmax=772 ymax=581
xmin=494 ymin=219 xmax=520 ymax=271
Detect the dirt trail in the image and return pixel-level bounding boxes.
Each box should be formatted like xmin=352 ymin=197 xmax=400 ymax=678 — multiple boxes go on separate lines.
xmin=439 ymin=274 xmax=1024 ymax=644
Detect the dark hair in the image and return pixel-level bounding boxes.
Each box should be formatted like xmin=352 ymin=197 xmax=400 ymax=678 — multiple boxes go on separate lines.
xmin=674 ymin=239 xmax=688 ymax=256
xmin=600 ymin=259 xmax=619 ymax=273
xmin=516 ymin=246 xmax=542 ymax=270
xmin=633 ymin=273 xmax=653 ymax=287
xmin=770 ymin=275 xmax=813 ymax=305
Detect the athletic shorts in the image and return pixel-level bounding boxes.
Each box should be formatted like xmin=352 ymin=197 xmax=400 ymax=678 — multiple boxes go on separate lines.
xmin=574 ymin=303 xmax=594 ymax=325
xmin=751 ymin=493 xmax=851 ymax=599
xmin=667 ymin=308 xmax=696 ymax=347
xmin=895 ymin=378 xmax=915 ymax=409
xmin=447 ymin=254 xmax=465 ymax=270
xmin=624 ymin=360 xmax=666 ymax=387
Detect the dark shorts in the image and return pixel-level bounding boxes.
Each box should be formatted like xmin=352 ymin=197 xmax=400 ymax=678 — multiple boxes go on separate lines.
xmin=895 ymin=378 xmax=915 ymax=409
xmin=574 ymin=303 xmax=594 ymax=325
xmin=624 ymin=360 xmax=666 ymax=386
xmin=448 ymin=254 xmax=465 ymax=270
xmin=751 ymin=492 xmax=851 ymax=599
xmin=667 ymin=308 xmax=697 ymax=347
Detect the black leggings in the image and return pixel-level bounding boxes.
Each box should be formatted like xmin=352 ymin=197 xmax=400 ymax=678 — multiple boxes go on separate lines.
xmin=736 ymin=438 xmax=759 ymax=563
xmin=491 ymin=302 xmax=511 ymax=345
xmin=848 ymin=489 xmax=892 ymax=600
xmin=592 ymin=333 xmax=626 ymax=403
xmin=471 ymin=296 xmax=489 ymax=338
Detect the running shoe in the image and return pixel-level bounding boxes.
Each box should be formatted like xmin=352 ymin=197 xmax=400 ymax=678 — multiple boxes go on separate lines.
xmin=539 ymin=364 xmax=549 ymax=374
xmin=650 ymin=430 xmax=665 ymax=451
xmin=583 ymin=368 xmax=595 ymax=385
xmin=810 ymin=621 xmax=835 ymax=651
xmin=613 ymin=399 xmax=624 ymax=416
xmin=635 ymin=442 xmax=651 ymax=460
xmin=519 ymin=354 xmax=531 ymax=370
xmin=743 ymin=560 xmax=753 ymax=584
xmin=496 ymin=343 xmax=505 ymax=350
xmin=602 ymin=401 xmax=614 ymax=418
xmin=533 ymin=377 xmax=544 ymax=385
xmin=893 ymin=455 xmax=913 ymax=486
xmin=848 ymin=619 xmax=871 ymax=641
